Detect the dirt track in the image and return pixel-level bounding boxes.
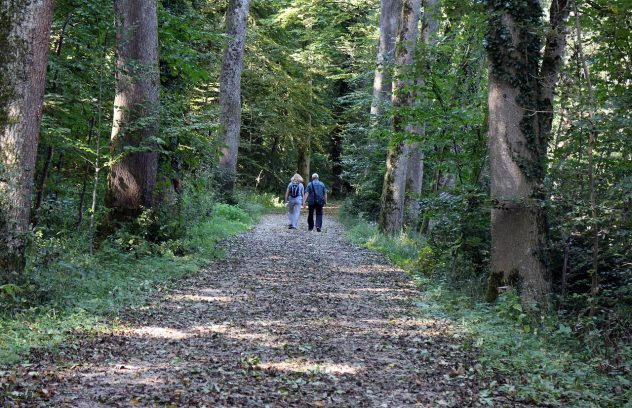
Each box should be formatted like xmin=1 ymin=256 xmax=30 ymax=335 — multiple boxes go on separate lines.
xmin=4 ymin=212 xmax=524 ymax=407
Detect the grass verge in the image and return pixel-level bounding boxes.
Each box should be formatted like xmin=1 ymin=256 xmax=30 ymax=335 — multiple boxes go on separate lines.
xmin=340 ymin=212 xmax=632 ymax=408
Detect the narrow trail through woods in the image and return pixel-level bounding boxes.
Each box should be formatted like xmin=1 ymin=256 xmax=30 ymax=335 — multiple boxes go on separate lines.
xmin=16 ymin=212 xmax=524 ymax=407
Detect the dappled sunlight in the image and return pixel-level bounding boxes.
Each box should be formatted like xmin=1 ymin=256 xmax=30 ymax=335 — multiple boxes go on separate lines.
xmin=193 ymin=324 xmax=286 ymax=348
xmin=257 ymin=359 xmax=362 ymax=375
xmin=335 ymin=264 xmax=395 ymax=275
xmin=199 ymin=288 xmax=227 ymax=296
xmin=128 ymin=326 xmax=192 ymax=340
xmin=351 ymin=287 xmax=402 ymax=293
xmin=360 ymin=318 xmax=450 ymax=337
xmin=265 ymin=255 xmax=285 ymax=261
xmin=167 ymin=293 xmax=236 ymax=303
xmin=79 ymin=363 xmax=173 ymax=387
xmin=312 ymin=291 xmax=362 ymax=300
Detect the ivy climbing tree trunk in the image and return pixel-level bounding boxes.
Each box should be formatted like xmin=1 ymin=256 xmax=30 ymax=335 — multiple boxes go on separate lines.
xmin=106 ymin=0 xmax=160 ymax=221
xmin=486 ymin=0 xmax=570 ymax=307
xmin=370 ymin=0 xmax=402 ymax=118
xmin=0 ymin=0 xmax=54 ymax=284
xmin=378 ymin=0 xmax=421 ymax=234
xmin=218 ymin=0 xmax=250 ymax=198
xmin=405 ymin=0 xmax=440 ymax=228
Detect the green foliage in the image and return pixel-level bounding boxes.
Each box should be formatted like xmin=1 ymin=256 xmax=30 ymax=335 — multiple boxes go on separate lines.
xmin=236 ymin=0 xmax=377 ymax=193
xmin=543 ymin=0 xmax=632 ymax=339
xmin=457 ymin=294 xmax=632 ymax=407
xmin=415 ymin=246 xmax=442 ymax=276
xmin=340 ymin=208 xmax=423 ymax=270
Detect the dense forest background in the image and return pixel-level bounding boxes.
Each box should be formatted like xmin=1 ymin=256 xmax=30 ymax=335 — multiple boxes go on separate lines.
xmin=0 ymin=0 xmax=630 ymax=405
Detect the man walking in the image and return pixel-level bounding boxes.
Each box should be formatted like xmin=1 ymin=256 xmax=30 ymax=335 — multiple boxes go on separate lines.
xmin=303 ymin=173 xmax=327 ymax=232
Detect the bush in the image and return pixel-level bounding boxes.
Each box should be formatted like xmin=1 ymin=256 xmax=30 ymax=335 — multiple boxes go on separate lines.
xmin=213 ymin=203 xmax=252 ymax=225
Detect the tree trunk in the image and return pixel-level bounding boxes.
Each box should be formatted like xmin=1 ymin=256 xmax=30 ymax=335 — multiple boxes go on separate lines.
xmin=76 ymin=116 xmax=96 ymax=227
xmin=105 ymin=0 xmax=160 ymax=221
xmin=572 ymin=0 xmax=599 ymax=313
xmin=32 ymin=145 xmax=54 ymax=225
xmin=218 ymin=0 xmax=250 ymax=197
xmin=378 ymin=0 xmax=421 ymax=234
xmin=370 ymin=0 xmax=402 ymax=118
xmin=0 ymin=0 xmax=54 ymax=284
xmin=297 ymin=141 xmax=310 ymax=182
xmin=405 ymin=143 xmax=423 ymax=226
xmin=538 ymin=0 xmax=570 ymax=151
xmin=486 ymin=0 xmax=568 ymax=307
xmin=405 ymin=0 xmax=440 ymax=228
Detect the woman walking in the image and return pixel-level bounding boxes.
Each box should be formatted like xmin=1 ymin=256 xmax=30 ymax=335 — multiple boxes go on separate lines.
xmin=285 ymin=173 xmax=304 ymax=229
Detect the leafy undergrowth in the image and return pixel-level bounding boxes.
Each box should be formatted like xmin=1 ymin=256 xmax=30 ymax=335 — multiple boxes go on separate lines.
xmin=0 ymin=196 xmax=278 ymax=366
xmin=340 ymin=213 xmax=632 ymax=408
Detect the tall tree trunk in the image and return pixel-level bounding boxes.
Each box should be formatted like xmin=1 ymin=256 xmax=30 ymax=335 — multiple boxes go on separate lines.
xmin=378 ymin=0 xmax=421 ymax=234
xmin=405 ymin=0 xmax=440 ymax=228
xmin=488 ymin=5 xmax=548 ymax=306
xmin=572 ymin=0 xmax=599 ymax=312
xmin=486 ymin=0 xmax=569 ymax=307
xmin=538 ymin=0 xmax=570 ymax=150
xmin=32 ymin=145 xmax=53 ymax=225
xmin=370 ymin=0 xmax=402 ymax=118
xmin=105 ymin=0 xmax=160 ymax=221
xmin=218 ymin=0 xmax=250 ymax=197
xmin=76 ymin=116 xmax=96 ymax=227
xmin=297 ymin=141 xmax=310 ymax=182
xmin=0 ymin=0 xmax=54 ymax=284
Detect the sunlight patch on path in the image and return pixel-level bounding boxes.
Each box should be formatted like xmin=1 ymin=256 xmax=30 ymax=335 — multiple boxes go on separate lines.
xmin=193 ymin=324 xmax=286 ymax=348
xmin=128 ymin=326 xmax=191 ymax=340
xmin=167 ymin=293 xmax=236 ymax=303
xmin=257 ymin=360 xmax=362 ymax=375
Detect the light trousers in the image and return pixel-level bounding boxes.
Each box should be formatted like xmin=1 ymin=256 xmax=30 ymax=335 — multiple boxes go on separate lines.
xmin=287 ymin=201 xmax=301 ymax=228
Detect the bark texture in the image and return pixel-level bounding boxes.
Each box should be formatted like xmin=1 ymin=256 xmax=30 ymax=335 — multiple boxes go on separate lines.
xmin=378 ymin=0 xmax=421 ymax=234
xmin=0 ymin=0 xmax=54 ymax=284
xmin=218 ymin=0 xmax=250 ymax=196
xmin=538 ymin=0 xmax=570 ymax=141
xmin=405 ymin=146 xmax=423 ymax=225
xmin=106 ymin=0 xmax=160 ymax=220
xmin=370 ymin=0 xmax=403 ymax=118
xmin=297 ymin=142 xmax=310 ymax=184
xmin=405 ymin=0 xmax=440 ymax=226
xmin=486 ymin=0 xmax=569 ymax=306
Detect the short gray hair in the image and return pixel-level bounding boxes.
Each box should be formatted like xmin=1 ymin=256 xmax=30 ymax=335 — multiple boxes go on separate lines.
xmin=312 ymin=173 xmax=319 ymax=179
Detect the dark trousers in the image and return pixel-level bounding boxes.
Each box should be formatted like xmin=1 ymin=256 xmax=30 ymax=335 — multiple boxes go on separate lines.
xmin=307 ymin=204 xmax=323 ymax=230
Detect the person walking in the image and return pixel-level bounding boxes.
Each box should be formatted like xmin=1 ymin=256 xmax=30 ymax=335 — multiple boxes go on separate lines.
xmin=303 ymin=173 xmax=327 ymax=232
xmin=285 ymin=173 xmax=304 ymax=229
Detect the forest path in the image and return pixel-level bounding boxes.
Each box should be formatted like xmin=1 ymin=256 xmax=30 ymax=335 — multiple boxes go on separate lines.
xmin=18 ymin=212 xmax=510 ymax=407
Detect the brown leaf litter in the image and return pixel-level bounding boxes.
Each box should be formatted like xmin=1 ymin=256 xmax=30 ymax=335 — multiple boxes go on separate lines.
xmin=1 ymin=213 xmax=534 ymax=407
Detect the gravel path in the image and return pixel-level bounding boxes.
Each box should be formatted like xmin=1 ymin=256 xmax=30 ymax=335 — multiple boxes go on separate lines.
xmin=6 ymin=212 xmax=511 ymax=407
